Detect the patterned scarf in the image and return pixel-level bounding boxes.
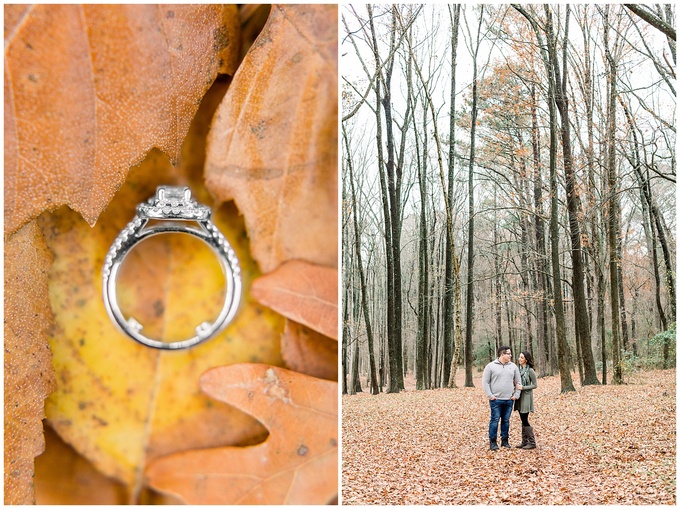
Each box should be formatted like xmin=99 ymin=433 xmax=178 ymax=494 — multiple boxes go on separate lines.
xmin=519 ymin=364 xmax=531 ymax=387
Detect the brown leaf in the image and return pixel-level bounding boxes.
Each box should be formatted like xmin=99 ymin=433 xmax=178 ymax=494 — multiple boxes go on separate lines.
xmin=4 ymin=222 xmax=57 ymax=504
xmin=205 ymin=4 xmax=338 ymax=273
xmin=34 ymin=426 xmax=128 ymax=505
xmin=4 ymin=4 xmax=239 ymax=235
xmin=252 ymin=259 xmax=338 ymax=339
xmin=282 ymin=320 xmax=338 ymax=381
xmin=146 ymin=364 xmax=338 ymax=504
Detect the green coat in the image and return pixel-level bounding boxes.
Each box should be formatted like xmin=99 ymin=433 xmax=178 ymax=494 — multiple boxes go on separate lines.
xmin=514 ymin=366 xmax=537 ymax=413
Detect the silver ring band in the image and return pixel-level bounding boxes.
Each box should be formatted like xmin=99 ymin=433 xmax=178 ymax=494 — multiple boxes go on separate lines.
xmin=102 ymin=186 xmax=241 ymax=350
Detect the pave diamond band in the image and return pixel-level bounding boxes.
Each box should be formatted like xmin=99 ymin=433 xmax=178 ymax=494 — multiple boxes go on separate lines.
xmin=102 ymin=186 xmax=241 ymax=350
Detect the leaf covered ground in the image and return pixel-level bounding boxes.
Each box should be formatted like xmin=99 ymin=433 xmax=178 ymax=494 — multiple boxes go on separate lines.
xmin=342 ymin=369 xmax=675 ymax=505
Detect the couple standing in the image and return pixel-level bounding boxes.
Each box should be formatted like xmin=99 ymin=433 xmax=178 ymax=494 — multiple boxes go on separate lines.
xmin=482 ymin=346 xmax=537 ymax=451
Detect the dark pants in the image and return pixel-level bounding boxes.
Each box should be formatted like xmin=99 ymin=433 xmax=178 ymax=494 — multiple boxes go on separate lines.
xmin=489 ymin=399 xmax=514 ymax=439
xmin=520 ymin=411 xmax=530 ymax=427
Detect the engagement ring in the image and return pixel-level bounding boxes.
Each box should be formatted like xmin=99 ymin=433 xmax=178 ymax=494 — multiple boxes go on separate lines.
xmin=102 ymin=186 xmax=241 ymax=349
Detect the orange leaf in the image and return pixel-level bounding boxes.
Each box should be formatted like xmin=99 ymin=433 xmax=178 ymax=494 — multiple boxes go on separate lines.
xmin=251 ymin=260 xmax=338 ymax=340
xmin=282 ymin=320 xmax=338 ymax=381
xmin=205 ymin=5 xmax=338 ymax=273
xmin=146 ymin=364 xmax=338 ymax=504
xmin=4 ymin=4 xmax=239 ymax=235
xmin=4 ymin=222 xmax=57 ymax=504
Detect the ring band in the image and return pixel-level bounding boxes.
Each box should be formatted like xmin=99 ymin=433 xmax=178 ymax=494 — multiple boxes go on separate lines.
xmin=102 ymin=186 xmax=241 ymax=350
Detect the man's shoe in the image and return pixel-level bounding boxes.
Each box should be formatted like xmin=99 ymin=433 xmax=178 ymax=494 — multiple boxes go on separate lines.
xmin=489 ymin=438 xmax=499 ymax=451
xmin=522 ymin=426 xmax=536 ymax=449
xmin=501 ymin=437 xmax=511 ymax=448
xmin=515 ymin=426 xmax=529 ymax=448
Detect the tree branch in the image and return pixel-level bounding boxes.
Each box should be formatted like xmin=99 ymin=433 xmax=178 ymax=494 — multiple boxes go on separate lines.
xmin=624 ymin=4 xmax=676 ymax=41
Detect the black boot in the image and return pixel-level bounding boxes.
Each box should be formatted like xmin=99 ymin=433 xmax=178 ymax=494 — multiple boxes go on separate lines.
xmin=501 ymin=437 xmax=510 ymax=448
xmin=489 ymin=438 xmax=499 ymax=451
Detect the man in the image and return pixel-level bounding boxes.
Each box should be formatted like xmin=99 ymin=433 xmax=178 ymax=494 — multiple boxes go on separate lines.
xmin=482 ymin=346 xmax=521 ymax=451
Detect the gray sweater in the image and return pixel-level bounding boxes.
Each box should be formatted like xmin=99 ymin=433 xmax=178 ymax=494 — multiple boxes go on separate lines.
xmin=482 ymin=359 xmax=521 ymax=400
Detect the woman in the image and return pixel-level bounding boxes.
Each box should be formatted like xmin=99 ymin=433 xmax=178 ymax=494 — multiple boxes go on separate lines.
xmin=514 ymin=351 xmax=537 ymax=449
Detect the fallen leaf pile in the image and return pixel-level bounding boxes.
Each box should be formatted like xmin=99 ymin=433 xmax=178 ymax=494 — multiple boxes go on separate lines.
xmin=5 ymin=4 xmax=337 ymax=505
xmin=342 ymin=369 xmax=676 ymax=505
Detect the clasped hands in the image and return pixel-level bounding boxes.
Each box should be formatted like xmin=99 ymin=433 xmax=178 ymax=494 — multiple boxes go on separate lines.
xmin=511 ymin=382 xmax=523 ymax=400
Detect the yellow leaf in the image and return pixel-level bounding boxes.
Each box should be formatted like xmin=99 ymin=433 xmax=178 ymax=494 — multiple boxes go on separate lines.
xmin=39 ymin=157 xmax=284 ymax=494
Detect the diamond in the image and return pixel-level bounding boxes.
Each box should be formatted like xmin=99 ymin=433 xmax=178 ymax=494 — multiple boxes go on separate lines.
xmin=138 ymin=186 xmax=210 ymax=220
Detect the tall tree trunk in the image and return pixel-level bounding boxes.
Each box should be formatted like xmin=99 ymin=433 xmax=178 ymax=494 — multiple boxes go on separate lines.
xmin=444 ymin=4 xmax=461 ymax=388
xmin=415 ymin=101 xmax=429 ymax=390
xmin=367 ymin=6 xmax=404 ymax=393
xmin=530 ymin=85 xmax=548 ymax=374
xmin=514 ymin=4 xmax=575 ymax=391
xmin=546 ymin=5 xmax=600 ymax=385
xmin=577 ymin=8 xmax=608 ymax=384
xmin=464 ymin=5 xmax=484 ymax=388
xmin=604 ymin=8 xmax=623 ymax=384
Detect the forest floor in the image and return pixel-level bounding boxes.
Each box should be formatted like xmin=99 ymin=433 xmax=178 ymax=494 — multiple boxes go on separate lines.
xmin=342 ymin=369 xmax=676 ymax=505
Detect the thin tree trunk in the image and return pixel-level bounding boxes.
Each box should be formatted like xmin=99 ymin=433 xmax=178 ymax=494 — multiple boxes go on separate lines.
xmin=342 ymin=261 xmax=350 ymax=395
xmin=464 ymin=5 xmax=484 ymax=388
xmin=530 ymin=85 xmax=548 ymax=374
xmin=494 ymin=187 xmax=503 ymax=356
xmin=415 ymin=100 xmax=429 ymax=390
xmin=617 ymin=236 xmax=630 ymax=352
xmin=514 ymin=4 xmax=575 ymax=391
xmin=344 ymin=128 xmax=379 ymax=394
xmin=618 ymin=97 xmax=669 ymax=332
xmin=604 ymin=8 xmax=623 ymax=384
xmin=444 ymin=4 xmax=461 ymax=388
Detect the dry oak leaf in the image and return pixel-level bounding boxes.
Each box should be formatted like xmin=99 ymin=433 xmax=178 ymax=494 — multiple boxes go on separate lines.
xmin=205 ymin=4 xmax=338 ymax=274
xmin=251 ymin=259 xmax=338 ymax=340
xmin=4 ymin=4 xmax=239 ymax=235
xmin=282 ymin=320 xmax=338 ymax=381
xmin=146 ymin=363 xmax=338 ymax=505
xmin=4 ymin=222 xmax=57 ymax=504
xmin=39 ymin=163 xmax=284 ymax=493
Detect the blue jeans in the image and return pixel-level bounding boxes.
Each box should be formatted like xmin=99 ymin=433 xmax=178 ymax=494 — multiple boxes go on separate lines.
xmin=489 ymin=399 xmax=514 ymax=439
